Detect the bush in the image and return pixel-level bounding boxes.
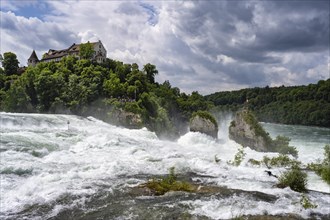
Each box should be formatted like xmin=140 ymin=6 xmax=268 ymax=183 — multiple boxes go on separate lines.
xmin=248 ymin=158 xmax=261 ymax=166
xmin=146 ymin=167 xmax=194 ymax=195
xmin=300 ymin=194 xmax=318 ymax=209
xmin=248 ymin=155 xmax=300 ymax=168
xmin=277 ymin=165 xmax=307 ymax=192
xmin=228 ymin=147 xmax=246 ymax=166
xmin=268 ymin=154 xmax=301 ymax=168
xmin=307 ymin=145 xmax=330 ymax=185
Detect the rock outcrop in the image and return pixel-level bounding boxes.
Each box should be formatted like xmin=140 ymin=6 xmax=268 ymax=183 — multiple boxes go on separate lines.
xmin=190 ymin=111 xmax=218 ymax=139
xmin=229 ymin=109 xmax=272 ymax=152
xmin=111 ymin=109 xmax=143 ymax=129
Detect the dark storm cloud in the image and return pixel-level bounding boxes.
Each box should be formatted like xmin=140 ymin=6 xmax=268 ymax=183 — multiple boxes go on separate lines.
xmin=173 ymin=0 xmax=329 ymax=62
xmin=248 ymin=1 xmax=329 ymax=53
xmin=167 ymin=0 xmax=329 ymax=89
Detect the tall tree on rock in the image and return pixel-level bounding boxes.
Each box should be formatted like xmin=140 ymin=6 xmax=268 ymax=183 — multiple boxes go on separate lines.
xmin=2 ymin=52 xmax=19 ymax=76
xmin=143 ymin=63 xmax=158 ymax=84
xmin=79 ymin=42 xmax=94 ymax=60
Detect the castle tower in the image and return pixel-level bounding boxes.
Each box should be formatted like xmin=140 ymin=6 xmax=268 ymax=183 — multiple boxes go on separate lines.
xmin=27 ymin=50 xmax=39 ymax=67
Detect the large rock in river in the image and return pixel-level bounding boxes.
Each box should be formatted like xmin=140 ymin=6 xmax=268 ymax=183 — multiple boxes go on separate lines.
xmin=190 ymin=111 xmax=218 ymax=139
xmin=229 ymin=109 xmax=272 ymax=152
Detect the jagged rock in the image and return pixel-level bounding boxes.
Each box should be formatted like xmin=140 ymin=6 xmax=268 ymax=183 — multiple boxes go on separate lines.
xmin=111 ymin=109 xmax=143 ymax=129
xmin=229 ymin=109 xmax=272 ymax=152
xmin=190 ymin=111 xmax=218 ymax=139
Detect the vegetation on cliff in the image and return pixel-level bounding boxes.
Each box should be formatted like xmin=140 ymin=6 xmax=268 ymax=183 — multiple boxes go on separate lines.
xmin=191 ymin=111 xmax=218 ymax=129
xmin=189 ymin=110 xmax=218 ymax=138
xmin=0 ymin=52 xmax=213 ymax=138
xmin=229 ymin=110 xmax=298 ymax=157
xmin=206 ymin=79 xmax=330 ymax=127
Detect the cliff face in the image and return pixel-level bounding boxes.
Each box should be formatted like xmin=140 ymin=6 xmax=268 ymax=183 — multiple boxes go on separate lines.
xmin=190 ymin=114 xmax=218 ymax=139
xmin=111 ymin=109 xmax=143 ymax=129
xmin=229 ymin=110 xmax=271 ymax=152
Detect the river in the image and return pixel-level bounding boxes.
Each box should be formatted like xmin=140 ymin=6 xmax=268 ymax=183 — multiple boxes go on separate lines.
xmin=0 ymin=112 xmax=329 ymax=219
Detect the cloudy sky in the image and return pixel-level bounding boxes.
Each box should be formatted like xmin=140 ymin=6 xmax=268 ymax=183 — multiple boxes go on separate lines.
xmin=0 ymin=0 xmax=329 ymax=94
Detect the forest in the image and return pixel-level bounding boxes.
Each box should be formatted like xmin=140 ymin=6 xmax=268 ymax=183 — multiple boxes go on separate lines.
xmin=206 ymin=79 xmax=330 ymax=127
xmin=0 ymin=52 xmax=213 ymax=138
xmin=1 ymin=50 xmax=329 ymax=139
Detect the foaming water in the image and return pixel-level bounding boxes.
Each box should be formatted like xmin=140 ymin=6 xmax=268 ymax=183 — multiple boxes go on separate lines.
xmin=0 ymin=112 xmax=329 ymax=219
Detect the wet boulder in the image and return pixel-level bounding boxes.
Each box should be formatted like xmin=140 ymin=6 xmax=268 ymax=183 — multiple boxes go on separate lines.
xmin=190 ymin=111 xmax=218 ymax=139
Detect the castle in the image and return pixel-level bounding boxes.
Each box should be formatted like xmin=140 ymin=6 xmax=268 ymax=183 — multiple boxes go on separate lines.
xmin=28 ymin=40 xmax=107 ymax=66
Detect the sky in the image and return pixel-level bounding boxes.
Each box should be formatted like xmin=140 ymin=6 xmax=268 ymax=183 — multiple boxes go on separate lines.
xmin=0 ymin=0 xmax=329 ymax=95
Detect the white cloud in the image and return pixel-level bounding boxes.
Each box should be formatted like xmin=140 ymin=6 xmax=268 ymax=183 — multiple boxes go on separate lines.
xmin=0 ymin=0 xmax=328 ymax=94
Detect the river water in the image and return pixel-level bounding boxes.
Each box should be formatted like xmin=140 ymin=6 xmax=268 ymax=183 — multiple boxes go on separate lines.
xmin=0 ymin=112 xmax=329 ymax=219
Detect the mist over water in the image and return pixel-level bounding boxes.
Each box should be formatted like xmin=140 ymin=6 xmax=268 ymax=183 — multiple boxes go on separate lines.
xmin=0 ymin=112 xmax=329 ymax=219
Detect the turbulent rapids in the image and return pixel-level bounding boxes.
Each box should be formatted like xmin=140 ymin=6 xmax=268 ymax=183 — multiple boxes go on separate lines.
xmin=0 ymin=112 xmax=329 ymax=219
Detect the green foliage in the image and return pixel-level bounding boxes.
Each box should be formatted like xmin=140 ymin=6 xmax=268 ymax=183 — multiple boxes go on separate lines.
xmin=2 ymin=52 xmax=19 ymax=76
xmin=228 ymin=146 xmax=246 ymax=166
xmin=300 ymin=194 xmax=318 ymax=209
xmin=143 ymin=63 xmax=158 ymax=84
xmin=307 ymin=145 xmax=330 ymax=185
xmin=248 ymin=154 xmax=300 ymax=168
xmin=248 ymin=158 xmax=261 ymax=166
xmin=263 ymin=154 xmax=301 ymax=168
xmin=4 ymin=79 xmax=32 ymax=112
xmin=206 ymin=79 xmax=330 ymax=127
xmin=0 ymin=51 xmax=213 ymax=138
xmin=233 ymin=110 xmax=297 ymax=157
xmin=277 ymin=165 xmax=307 ymax=192
xmin=79 ymin=42 xmax=94 ymax=59
xmin=271 ymin=136 xmax=298 ymax=158
xmin=146 ymin=167 xmax=194 ymax=195
xmin=178 ymin=91 xmax=213 ymax=117
xmin=191 ymin=110 xmax=218 ymax=128
xmin=242 ymin=110 xmax=270 ymax=141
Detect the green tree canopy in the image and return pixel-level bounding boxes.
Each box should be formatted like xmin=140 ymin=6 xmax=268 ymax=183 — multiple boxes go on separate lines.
xmin=79 ymin=42 xmax=94 ymax=60
xmin=143 ymin=63 xmax=158 ymax=84
xmin=2 ymin=52 xmax=19 ymax=76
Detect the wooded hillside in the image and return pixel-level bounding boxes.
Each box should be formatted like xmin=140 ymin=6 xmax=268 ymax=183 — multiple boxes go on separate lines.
xmin=206 ymin=79 xmax=330 ymax=127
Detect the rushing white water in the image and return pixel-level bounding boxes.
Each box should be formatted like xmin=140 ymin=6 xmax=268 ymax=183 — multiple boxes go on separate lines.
xmin=0 ymin=112 xmax=329 ymax=219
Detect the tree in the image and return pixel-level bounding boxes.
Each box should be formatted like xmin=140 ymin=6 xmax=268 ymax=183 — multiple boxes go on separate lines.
xmin=143 ymin=63 xmax=158 ymax=83
xmin=79 ymin=42 xmax=94 ymax=60
xmin=2 ymin=52 xmax=19 ymax=76
xmin=4 ymin=79 xmax=32 ymax=112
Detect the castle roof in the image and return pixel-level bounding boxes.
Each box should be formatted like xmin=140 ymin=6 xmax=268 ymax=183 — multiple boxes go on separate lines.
xmin=41 ymin=41 xmax=100 ymax=61
xmin=28 ymin=50 xmax=39 ymax=61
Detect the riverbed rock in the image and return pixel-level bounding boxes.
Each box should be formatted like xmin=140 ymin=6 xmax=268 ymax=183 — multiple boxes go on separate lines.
xmin=190 ymin=111 xmax=218 ymax=139
xmin=229 ymin=109 xmax=272 ymax=152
